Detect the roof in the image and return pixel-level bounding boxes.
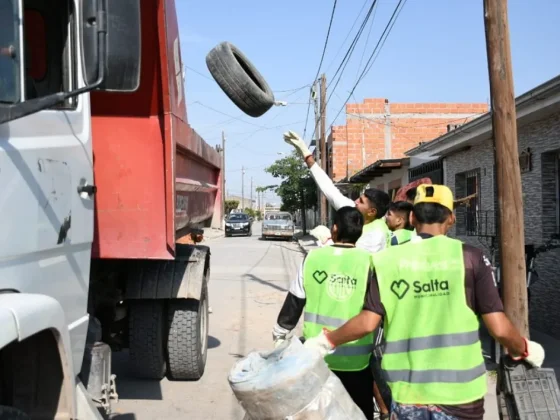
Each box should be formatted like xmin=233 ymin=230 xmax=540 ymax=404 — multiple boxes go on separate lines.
xmin=349 ymin=158 xmax=410 ymax=183
xmin=406 ymin=74 xmax=560 ymax=157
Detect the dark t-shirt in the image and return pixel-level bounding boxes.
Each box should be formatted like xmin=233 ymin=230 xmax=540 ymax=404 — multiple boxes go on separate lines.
xmin=364 ymin=234 xmax=503 ymax=419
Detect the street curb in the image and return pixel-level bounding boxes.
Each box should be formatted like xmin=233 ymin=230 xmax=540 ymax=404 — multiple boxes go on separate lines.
xmin=203 ymin=231 xmax=224 ymax=242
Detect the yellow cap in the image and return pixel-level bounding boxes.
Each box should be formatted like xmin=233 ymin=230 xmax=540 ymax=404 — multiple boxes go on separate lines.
xmin=414 ymin=184 xmax=454 ymax=212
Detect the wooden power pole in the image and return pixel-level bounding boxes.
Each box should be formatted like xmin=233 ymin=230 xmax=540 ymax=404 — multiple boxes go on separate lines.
xmin=221 ymin=131 xmax=226 ymax=221
xmin=250 ymin=177 xmax=253 ymax=210
xmin=319 ymin=74 xmax=328 ymax=225
xmin=241 ymin=166 xmax=245 ymax=211
xmin=484 ymin=0 xmax=528 ymax=337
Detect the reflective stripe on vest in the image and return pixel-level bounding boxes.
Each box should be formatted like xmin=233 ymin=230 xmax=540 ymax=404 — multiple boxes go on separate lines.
xmin=302 ymin=246 xmax=374 ymax=372
xmin=383 ymin=330 xmax=480 ymax=354
xmin=384 ymin=362 xmax=486 ymax=384
xmin=373 ymin=235 xmax=487 ymax=405
xmin=304 ymin=312 xmax=346 ymax=328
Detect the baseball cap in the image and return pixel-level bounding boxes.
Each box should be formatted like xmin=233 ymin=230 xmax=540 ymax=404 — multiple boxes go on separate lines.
xmin=414 ymin=184 xmax=454 ymax=212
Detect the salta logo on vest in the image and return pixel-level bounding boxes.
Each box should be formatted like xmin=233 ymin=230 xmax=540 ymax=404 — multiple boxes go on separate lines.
xmin=390 ymin=279 xmax=450 ymax=300
xmin=313 ymin=270 xmax=357 ymax=302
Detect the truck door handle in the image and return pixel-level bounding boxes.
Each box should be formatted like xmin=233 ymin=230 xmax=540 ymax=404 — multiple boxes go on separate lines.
xmin=77 ymin=184 xmax=97 ymax=196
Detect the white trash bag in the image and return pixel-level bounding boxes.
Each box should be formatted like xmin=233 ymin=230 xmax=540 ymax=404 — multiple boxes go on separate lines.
xmin=229 ymin=337 xmax=367 ymax=420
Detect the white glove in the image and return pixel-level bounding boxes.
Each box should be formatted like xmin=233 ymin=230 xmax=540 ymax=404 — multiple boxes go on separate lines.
xmin=283 ymin=131 xmax=312 ymax=159
xmin=303 ymin=330 xmax=335 ymax=357
xmin=524 ymin=340 xmax=545 ymax=368
xmin=272 ymin=324 xmax=290 ymax=346
xmin=310 ymin=225 xmax=332 ymax=246
xmin=274 ymin=338 xmax=286 ymax=348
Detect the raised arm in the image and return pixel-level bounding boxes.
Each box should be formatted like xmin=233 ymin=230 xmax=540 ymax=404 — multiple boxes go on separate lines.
xmin=284 ymin=130 xmax=354 ymax=210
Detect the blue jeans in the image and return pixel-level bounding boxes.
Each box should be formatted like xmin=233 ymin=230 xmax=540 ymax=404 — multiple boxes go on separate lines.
xmin=390 ymin=402 xmax=457 ymax=420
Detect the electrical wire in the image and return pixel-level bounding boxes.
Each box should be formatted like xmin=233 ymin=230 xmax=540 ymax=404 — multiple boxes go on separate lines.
xmin=327 ymin=0 xmax=378 ymax=94
xmin=355 ymin=1 xmax=379 ymax=80
xmin=323 ymin=0 xmax=370 ymax=74
xmin=308 ymin=0 xmax=379 ymax=143
xmin=191 ymin=101 xmax=272 ymax=128
xmin=302 ymin=0 xmax=338 ymax=140
xmin=328 ymin=0 xmax=408 ymax=129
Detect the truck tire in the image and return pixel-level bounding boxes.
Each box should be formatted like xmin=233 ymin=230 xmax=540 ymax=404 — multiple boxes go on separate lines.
xmin=166 ymin=284 xmax=209 ymax=380
xmin=128 ymin=300 xmax=167 ymax=380
xmin=206 ymin=42 xmax=274 ymax=118
xmin=0 ymin=406 xmax=30 ymax=420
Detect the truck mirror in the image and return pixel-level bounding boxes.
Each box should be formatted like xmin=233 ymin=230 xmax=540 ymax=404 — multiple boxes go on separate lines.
xmin=82 ymin=0 xmax=141 ymax=92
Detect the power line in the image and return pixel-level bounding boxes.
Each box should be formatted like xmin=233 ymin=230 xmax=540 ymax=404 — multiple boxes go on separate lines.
xmin=274 ymin=84 xmax=311 ymax=93
xmin=308 ymin=0 xmax=379 ymax=142
xmin=191 ymin=101 xmax=271 ymax=128
xmin=302 ymin=0 xmax=338 ymax=140
xmin=323 ymin=0 xmax=371 ymax=74
xmin=355 ymin=0 xmax=379 ymax=80
xmin=328 ymin=0 xmax=408 ymax=129
xmin=313 ymin=0 xmax=338 ymax=85
xmin=327 ymin=0 xmax=378 ymax=92
xmin=186 ymin=65 xmax=310 ymax=95
xmin=185 ymin=65 xmax=214 ymax=81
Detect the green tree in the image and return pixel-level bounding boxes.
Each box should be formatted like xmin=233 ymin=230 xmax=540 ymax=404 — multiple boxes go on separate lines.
xmin=264 ymin=151 xmax=317 ymax=213
xmin=225 ymin=200 xmax=239 ymax=215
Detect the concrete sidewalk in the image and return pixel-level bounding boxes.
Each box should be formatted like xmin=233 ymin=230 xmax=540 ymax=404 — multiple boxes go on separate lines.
xmin=296 ymin=235 xmax=560 ymax=418
xmin=203 ymin=227 xmax=225 ymax=241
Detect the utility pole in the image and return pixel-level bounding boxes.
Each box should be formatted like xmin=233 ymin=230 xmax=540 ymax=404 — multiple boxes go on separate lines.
xmin=221 ymin=131 xmax=226 ymax=221
xmin=484 ymin=0 xmax=528 ymax=336
xmin=250 ymin=177 xmax=253 ymax=210
xmin=319 ymin=73 xmax=328 ymax=225
xmin=312 ymin=81 xmax=321 ymax=220
xmin=241 ymin=166 xmax=245 ymax=211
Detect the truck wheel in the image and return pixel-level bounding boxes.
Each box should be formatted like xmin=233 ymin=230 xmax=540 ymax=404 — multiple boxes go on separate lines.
xmin=206 ymin=42 xmax=274 ymax=118
xmin=128 ymin=300 xmax=167 ymax=380
xmin=166 ymin=285 xmax=209 ymax=380
xmin=0 ymin=406 xmax=30 ymax=420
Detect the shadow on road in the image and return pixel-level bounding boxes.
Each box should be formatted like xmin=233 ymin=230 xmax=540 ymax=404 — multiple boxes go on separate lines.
xmin=208 ymin=335 xmax=221 ymax=349
xmin=111 ymin=351 xmax=164 ymax=400
xmin=243 ymin=273 xmax=288 ymax=292
xmin=109 ymin=413 xmax=137 ymax=420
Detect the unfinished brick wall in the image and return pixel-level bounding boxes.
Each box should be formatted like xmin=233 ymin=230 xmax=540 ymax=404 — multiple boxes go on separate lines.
xmin=328 ymin=98 xmax=488 ymax=181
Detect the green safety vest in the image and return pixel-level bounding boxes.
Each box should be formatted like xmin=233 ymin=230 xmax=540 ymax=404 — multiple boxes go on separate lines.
xmin=303 ymin=245 xmax=374 ymax=371
xmin=372 ymin=235 xmax=486 ymax=405
xmin=387 ymin=229 xmax=414 ymax=247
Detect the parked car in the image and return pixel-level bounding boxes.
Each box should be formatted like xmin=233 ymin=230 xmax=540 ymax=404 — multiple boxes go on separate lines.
xmin=225 ymin=213 xmax=253 ymax=237
xmin=262 ymin=212 xmax=294 ymax=241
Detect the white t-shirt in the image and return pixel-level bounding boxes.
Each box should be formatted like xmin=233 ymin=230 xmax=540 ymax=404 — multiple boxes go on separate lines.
xmin=309 ymin=163 xmax=387 ymax=255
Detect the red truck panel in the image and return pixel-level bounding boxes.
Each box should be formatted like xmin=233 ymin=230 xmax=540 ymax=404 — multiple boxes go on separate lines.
xmin=90 ymin=0 xmax=222 ymax=260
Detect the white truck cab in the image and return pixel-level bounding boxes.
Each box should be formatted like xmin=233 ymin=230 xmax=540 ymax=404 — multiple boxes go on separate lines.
xmin=0 ymin=0 xmax=141 ymax=418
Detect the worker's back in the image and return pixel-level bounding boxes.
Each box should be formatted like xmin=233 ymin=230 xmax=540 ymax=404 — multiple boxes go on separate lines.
xmin=303 ymin=245 xmax=373 ymax=371
xmin=373 ymin=235 xmax=486 ymax=404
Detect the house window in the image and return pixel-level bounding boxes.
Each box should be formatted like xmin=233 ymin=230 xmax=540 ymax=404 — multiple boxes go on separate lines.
xmin=455 ymin=169 xmax=481 ymax=235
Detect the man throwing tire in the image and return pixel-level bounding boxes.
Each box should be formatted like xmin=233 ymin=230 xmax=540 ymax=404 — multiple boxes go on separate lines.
xmin=284 ymin=130 xmax=390 ymax=254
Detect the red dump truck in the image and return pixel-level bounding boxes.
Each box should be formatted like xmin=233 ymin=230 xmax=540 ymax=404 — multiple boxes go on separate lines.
xmin=0 ymin=0 xmax=221 ymax=417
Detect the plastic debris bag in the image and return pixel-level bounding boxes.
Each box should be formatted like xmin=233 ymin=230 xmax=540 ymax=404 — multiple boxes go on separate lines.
xmin=229 ymin=337 xmax=367 ymax=420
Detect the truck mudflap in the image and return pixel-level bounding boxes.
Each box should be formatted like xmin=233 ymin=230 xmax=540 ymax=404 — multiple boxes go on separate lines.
xmin=125 ymin=244 xmax=210 ymax=301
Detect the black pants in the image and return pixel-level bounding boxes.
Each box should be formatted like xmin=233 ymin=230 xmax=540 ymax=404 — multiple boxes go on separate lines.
xmin=333 ymin=367 xmax=374 ymax=420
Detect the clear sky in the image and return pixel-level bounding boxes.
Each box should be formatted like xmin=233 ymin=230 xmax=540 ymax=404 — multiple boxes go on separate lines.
xmin=177 ymin=0 xmax=560 ymax=205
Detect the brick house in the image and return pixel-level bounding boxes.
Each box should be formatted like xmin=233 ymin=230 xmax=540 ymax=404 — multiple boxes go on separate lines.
xmin=327 ymin=98 xmax=488 ymax=195
xmin=406 ymin=75 xmax=560 ymax=338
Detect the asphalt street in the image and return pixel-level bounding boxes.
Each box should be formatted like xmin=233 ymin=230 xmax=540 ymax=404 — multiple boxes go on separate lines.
xmin=110 ymin=222 xmax=303 ymax=420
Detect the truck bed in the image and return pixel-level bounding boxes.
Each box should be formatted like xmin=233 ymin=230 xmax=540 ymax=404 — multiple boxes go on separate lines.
xmin=89 ymin=0 xmax=222 ymax=260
